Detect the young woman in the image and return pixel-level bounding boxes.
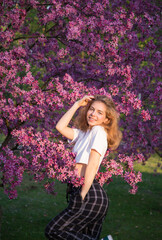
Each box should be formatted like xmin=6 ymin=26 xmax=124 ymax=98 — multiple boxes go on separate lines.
xmin=45 ymin=95 xmax=122 ymax=240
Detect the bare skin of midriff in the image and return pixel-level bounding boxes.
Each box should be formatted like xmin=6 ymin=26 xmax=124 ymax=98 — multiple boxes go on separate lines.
xmin=74 ymin=163 xmax=87 ymax=177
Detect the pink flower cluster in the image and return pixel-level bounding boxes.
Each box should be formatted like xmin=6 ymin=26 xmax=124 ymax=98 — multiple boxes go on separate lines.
xmin=0 ymin=147 xmax=27 ymax=199
xmin=109 ymin=85 xmax=119 ymax=96
xmin=95 ymin=153 xmax=143 ymax=194
xmin=141 ymin=110 xmax=151 ymax=121
xmin=67 ymin=19 xmax=84 ymax=40
xmin=118 ymin=154 xmax=143 ymax=193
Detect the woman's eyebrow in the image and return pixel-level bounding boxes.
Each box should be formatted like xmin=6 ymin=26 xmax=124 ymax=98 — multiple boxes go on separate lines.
xmin=91 ymin=106 xmax=104 ymax=113
xmin=98 ymin=109 xmax=104 ymax=113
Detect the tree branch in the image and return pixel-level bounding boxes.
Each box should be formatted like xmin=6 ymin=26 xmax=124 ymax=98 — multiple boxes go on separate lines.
xmin=0 ymin=118 xmax=25 ymax=151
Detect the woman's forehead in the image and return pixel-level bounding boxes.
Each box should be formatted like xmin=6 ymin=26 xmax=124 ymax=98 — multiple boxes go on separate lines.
xmin=90 ymin=101 xmax=107 ymax=111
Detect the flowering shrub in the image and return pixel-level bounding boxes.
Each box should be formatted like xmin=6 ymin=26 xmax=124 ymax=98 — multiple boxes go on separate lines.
xmin=0 ymin=0 xmax=161 ymax=198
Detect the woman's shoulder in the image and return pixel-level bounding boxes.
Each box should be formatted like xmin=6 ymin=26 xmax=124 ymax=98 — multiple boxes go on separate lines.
xmin=91 ymin=125 xmax=107 ymax=138
xmin=90 ymin=125 xmax=108 ymax=149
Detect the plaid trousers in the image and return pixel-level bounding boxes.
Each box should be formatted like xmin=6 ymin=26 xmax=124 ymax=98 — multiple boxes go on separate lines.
xmin=45 ymin=179 xmax=109 ymax=240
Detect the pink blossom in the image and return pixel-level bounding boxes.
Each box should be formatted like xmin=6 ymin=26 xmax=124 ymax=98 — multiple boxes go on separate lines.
xmin=57 ymin=48 xmax=68 ymax=59
xmin=109 ymin=85 xmax=119 ymax=96
xmin=67 ymin=21 xmax=82 ymax=40
xmin=141 ymin=110 xmax=151 ymax=121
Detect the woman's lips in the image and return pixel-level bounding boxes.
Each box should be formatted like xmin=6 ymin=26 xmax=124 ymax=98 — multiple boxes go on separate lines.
xmin=88 ymin=117 xmax=96 ymax=121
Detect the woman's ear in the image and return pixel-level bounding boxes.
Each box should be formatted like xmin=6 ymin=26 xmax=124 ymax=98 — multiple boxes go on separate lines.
xmin=104 ymin=118 xmax=109 ymax=124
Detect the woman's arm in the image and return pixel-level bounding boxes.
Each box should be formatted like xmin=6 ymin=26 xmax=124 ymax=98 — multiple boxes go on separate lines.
xmin=80 ymin=149 xmax=101 ymax=200
xmin=56 ymin=101 xmax=79 ymax=140
xmin=56 ymin=95 xmax=94 ymax=140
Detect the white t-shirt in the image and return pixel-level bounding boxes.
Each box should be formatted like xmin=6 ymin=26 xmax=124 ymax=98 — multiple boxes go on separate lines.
xmin=69 ymin=125 xmax=108 ymax=167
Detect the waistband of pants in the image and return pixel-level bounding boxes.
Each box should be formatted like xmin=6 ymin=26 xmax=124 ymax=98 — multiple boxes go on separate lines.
xmin=66 ymin=178 xmax=98 ymax=202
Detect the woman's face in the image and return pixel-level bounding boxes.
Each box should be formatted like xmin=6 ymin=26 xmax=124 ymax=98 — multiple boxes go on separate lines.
xmin=86 ymin=101 xmax=108 ymax=127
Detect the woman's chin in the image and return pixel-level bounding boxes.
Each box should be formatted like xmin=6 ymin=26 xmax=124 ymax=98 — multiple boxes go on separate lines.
xmin=87 ymin=121 xmax=97 ymax=127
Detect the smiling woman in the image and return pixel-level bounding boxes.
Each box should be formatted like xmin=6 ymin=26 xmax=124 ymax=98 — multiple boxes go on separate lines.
xmin=45 ymin=95 xmax=122 ymax=240
xmin=74 ymin=95 xmax=122 ymax=150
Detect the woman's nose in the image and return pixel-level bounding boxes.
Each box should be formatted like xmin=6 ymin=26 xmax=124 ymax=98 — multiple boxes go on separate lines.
xmin=90 ymin=110 xmax=96 ymax=116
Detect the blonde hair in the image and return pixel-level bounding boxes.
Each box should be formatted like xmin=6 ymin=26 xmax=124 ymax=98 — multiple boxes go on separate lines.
xmin=74 ymin=95 xmax=122 ymax=150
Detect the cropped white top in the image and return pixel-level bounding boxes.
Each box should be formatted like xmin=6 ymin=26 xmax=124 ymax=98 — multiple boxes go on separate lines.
xmin=69 ymin=125 xmax=108 ymax=167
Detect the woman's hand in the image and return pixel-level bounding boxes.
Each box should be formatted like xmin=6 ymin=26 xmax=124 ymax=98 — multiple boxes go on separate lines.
xmin=80 ymin=191 xmax=86 ymax=201
xmin=77 ymin=95 xmax=94 ymax=107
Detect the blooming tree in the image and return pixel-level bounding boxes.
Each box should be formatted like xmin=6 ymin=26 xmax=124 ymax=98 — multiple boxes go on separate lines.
xmin=0 ymin=0 xmax=161 ymax=198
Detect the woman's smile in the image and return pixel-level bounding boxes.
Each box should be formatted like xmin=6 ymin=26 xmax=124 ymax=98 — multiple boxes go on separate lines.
xmin=88 ymin=116 xmax=97 ymax=121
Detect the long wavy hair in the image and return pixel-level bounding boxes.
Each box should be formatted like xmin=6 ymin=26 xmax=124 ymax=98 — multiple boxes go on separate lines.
xmin=74 ymin=95 xmax=122 ymax=150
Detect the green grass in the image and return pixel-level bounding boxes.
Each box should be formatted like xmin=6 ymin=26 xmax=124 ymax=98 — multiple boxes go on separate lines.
xmin=0 ymin=155 xmax=162 ymax=240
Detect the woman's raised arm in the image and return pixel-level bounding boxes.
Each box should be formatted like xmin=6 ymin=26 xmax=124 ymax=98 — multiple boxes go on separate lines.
xmin=56 ymin=95 xmax=94 ymax=140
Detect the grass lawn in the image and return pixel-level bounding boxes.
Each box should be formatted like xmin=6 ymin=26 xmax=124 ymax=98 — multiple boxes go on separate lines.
xmin=0 ymin=154 xmax=162 ymax=240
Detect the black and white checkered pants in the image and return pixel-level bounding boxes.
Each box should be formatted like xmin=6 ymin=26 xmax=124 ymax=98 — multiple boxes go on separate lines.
xmin=45 ymin=179 xmax=109 ymax=240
